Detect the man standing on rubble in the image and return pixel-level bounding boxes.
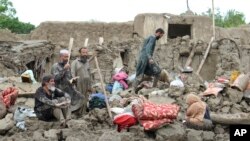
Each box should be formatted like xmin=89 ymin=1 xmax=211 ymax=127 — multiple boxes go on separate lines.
xmin=133 ymin=28 xmax=165 ymax=93
xmin=51 ymin=49 xmax=83 ymax=112
xmin=34 ymin=75 xmax=71 ymax=127
xmin=71 ymin=47 xmax=92 ymax=114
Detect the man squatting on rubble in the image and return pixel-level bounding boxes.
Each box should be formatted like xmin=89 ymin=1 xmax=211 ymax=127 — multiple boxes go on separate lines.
xmin=71 ymin=47 xmax=92 ymax=114
xmin=133 ymin=28 xmax=165 ymax=93
xmin=51 ymin=49 xmax=84 ymax=114
xmin=34 ymin=75 xmax=71 ymax=127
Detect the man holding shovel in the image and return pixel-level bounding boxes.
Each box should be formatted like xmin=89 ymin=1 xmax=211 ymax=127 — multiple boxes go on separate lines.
xmin=51 ymin=49 xmax=83 ymax=112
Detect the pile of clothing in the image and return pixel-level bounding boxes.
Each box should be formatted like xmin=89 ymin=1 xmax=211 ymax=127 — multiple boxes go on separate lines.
xmin=0 ymin=87 xmax=19 ymax=119
xmin=88 ymin=93 xmax=106 ymax=110
xmin=0 ymin=87 xmax=19 ymax=108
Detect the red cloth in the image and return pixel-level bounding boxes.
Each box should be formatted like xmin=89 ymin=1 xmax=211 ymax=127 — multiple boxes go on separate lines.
xmin=132 ymin=102 xmax=180 ymax=130
xmin=1 ymin=87 xmax=19 ymax=108
xmin=112 ymin=72 xmax=129 ymax=89
xmin=113 ymin=113 xmax=137 ymax=132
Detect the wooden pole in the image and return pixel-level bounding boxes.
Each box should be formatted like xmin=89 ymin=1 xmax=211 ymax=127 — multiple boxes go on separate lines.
xmin=94 ymin=56 xmax=113 ymax=120
xmin=196 ymin=37 xmax=214 ymax=75
xmin=67 ymin=37 xmax=74 ymax=64
xmin=85 ymin=37 xmax=113 ymax=120
xmin=212 ymin=0 xmax=215 ymax=38
xmin=185 ymin=47 xmax=196 ymax=67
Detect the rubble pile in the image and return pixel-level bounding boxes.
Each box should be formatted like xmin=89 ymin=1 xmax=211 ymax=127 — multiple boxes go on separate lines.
xmin=0 ymin=40 xmax=55 ymax=77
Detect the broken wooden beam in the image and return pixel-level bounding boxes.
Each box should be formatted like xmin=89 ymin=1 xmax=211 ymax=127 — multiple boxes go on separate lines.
xmin=210 ymin=112 xmax=250 ymax=125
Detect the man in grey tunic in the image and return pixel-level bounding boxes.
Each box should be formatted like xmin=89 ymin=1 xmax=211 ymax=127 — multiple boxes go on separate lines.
xmin=51 ymin=49 xmax=83 ymax=112
xmin=134 ymin=28 xmax=165 ymax=93
xmin=71 ymin=47 xmax=92 ymax=114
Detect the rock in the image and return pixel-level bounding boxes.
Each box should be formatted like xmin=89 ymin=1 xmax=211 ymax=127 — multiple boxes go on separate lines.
xmin=148 ymin=95 xmax=176 ymax=104
xmin=120 ymin=88 xmax=133 ymax=98
xmin=16 ymin=97 xmax=27 ymax=104
xmin=26 ymin=119 xmax=40 ymax=131
xmin=139 ymin=88 xmax=158 ymax=96
xmin=181 ymin=41 xmax=187 ymax=45
xmin=207 ymin=96 xmax=222 ymax=111
xmin=168 ymin=87 xmax=185 ymax=98
xmin=240 ymin=101 xmax=249 ymax=112
xmin=128 ymin=125 xmax=146 ymax=137
xmin=61 ymin=128 xmax=74 ymax=139
xmin=44 ymin=129 xmax=59 ymax=140
xmin=211 ymin=42 xmax=219 ymax=49
xmin=203 ymin=131 xmax=215 ymax=141
xmin=67 ymin=119 xmax=88 ymax=129
xmin=187 ymin=129 xmax=203 ymax=141
xmin=227 ymin=88 xmax=243 ymax=103
xmin=214 ymin=125 xmax=225 ymax=134
xmin=230 ymin=104 xmax=243 ymax=114
xmin=222 ymin=101 xmax=232 ymax=107
xmin=25 ymin=98 xmax=35 ymax=108
xmin=214 ymin=134 xmax=226 ymax=141
xmin=221 ymin=106 xmax=230 ymax=113
xmin=33 ymin=130 xmax=46 ymax=141
xmin=182 ymin=35 xmax=190 ymax=40
xmin=66 ymin=136 xmax=81 ymax=141
xmin=0 ymin=114 xmax=15 ymax=135
xmin=156 ymin=122 xmax=186 ymax=141
xmin=98 ymin=130 xmax=133 ymax=141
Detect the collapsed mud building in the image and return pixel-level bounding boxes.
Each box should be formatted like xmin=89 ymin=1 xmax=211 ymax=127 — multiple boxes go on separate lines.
xmin=1 ymin=13 xmax=250 ymax=141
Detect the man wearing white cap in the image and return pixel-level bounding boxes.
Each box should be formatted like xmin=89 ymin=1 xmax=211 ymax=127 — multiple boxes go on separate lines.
xmin=51 ymin=49 xmax=83 ymax=112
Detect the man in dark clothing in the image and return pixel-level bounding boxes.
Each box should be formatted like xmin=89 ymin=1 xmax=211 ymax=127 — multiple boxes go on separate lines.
xmin=51 ymin=49 xmax=84 ymax=112
xmin=34 ymin=75 xmax=71 ymax=127
xmin=134 ymin=28 xmax=165 ymax=93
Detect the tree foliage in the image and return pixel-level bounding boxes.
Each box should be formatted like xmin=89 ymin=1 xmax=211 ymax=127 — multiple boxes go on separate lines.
xmin=202 ymin=8 xmax=246 ymax=28
xmin=0 ymin=0 xmax=35 ymax=34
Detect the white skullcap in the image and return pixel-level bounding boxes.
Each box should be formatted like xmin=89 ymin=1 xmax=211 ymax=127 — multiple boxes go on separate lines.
xmin=60 ymin=49 xmax=69 ymax=55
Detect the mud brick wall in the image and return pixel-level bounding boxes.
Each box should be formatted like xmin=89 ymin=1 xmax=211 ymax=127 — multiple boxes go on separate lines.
xmin=30 ymin=22 xmax=134 ymax=48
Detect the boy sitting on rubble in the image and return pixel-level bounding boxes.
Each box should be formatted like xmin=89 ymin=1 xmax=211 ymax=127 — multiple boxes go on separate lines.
xmin=34 ymin=75 xmax=71 ymax=128
xmin=184 ymin=93 xmax=213 ymax=130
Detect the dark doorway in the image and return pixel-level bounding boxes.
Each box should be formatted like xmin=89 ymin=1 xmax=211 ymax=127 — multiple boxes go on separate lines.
xmin=168 ymin=24 xmax=192 ymax=39
xmin=120 ymin=49 xmax=129 ymax=66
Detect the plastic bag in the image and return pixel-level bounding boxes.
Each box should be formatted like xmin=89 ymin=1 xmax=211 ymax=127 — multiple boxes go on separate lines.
xmin=21 ymin=70 xmax=37 ymax=84
xmin=170 ymin=77 xmax=184 ymax=88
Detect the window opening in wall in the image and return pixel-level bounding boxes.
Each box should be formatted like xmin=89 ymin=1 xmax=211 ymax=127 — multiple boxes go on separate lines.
xmin=168 ymin=24 xmax=192 ymax=39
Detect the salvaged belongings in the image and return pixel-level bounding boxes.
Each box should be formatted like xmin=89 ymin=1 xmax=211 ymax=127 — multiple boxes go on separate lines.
xmin=14 ymin=107 xmax=36 ymax=130
xmin=88 ymin=93 xmax=106 ymax=110
xmin=113 ymin=113 xmax=137 ymax=132
xmin=0 ymin=87 xmax=19 ymax=108
xmin=202 ymin=83 xmax=224 ymax=97
xmin=231 ymin=73 xmax=250 ymax=92
xmin=110 ymin=69 xmax=129 ymax=101
xmin=185 ymin=93 xmax=213 ymax=130
xmin=21 ymin=70 xmax=37 ymax=84
xmin=132 ymin=96 xmax=180 ymax=130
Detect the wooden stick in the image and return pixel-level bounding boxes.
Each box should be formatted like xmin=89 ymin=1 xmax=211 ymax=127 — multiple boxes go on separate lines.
xmin=85 ymin=37 xmax=112 ymax=120
xmin=196 ymin=37 xmax=214 ymax=75
xmin=84 ymin=38 xmax=89 ymax=47
xmin=94 ymin=56 xmax=113 ymax=120
xmin=67 ymin=38 xmax=74 ymax=64
xmin=185 ymin=46 xmax=196 ymax=67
